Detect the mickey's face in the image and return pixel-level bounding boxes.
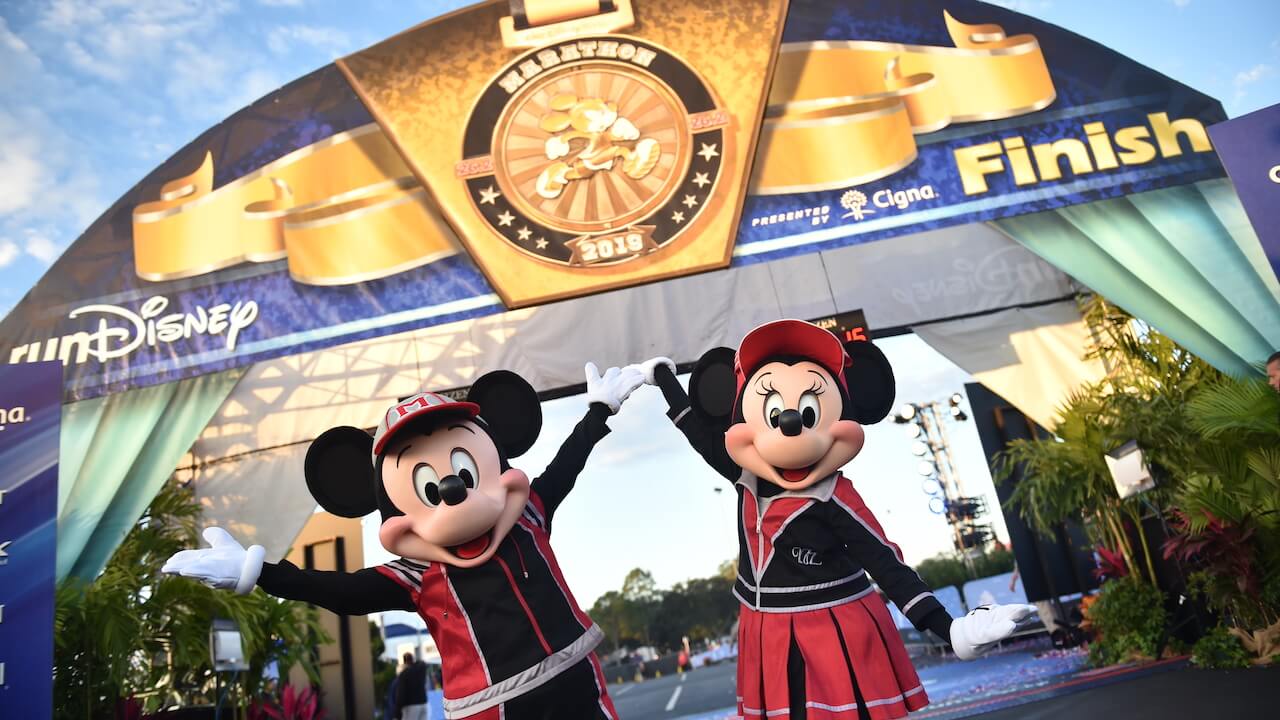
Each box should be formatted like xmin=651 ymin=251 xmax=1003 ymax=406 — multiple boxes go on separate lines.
xmin=376 ymin=420 xmax=530 ymax=568
xmin=725 ymin=360 xmax=866 ymax=491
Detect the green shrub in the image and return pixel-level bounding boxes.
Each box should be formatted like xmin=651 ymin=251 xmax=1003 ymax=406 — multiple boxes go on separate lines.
xmin=1084 ymin=578 xmax=1167 ymax=667
xmin=1191 ymin=626 xmax=1250 ymax=669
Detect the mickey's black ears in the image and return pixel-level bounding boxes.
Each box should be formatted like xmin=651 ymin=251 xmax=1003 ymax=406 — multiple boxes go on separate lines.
xmin=305 ymin=426 xmax=378 ymax=518
xmin=843 ymin=341 xmax=895 ymax=424
xmin=689 ymin=347 xmax=737 ymax=432
xmin=468 ymin=370 xmax=542 ymax=458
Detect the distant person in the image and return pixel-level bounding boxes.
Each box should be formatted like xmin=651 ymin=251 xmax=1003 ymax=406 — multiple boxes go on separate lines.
xmin=395 ymin=652 xmax=429 ymax=720
xmin=1268 ymin=351 xmax=1280 ymax=392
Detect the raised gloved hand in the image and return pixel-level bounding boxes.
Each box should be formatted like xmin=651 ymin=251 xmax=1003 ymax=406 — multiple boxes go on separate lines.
xmin=584 ymin=363 xmax=646 ymax=414
xmin=949 ymin=603 xmax=1038 ymax=660
xmin=161 ymin=527 xmax=266 ymax=595
xmin=628 ymin=356 xmax=676 ymax=385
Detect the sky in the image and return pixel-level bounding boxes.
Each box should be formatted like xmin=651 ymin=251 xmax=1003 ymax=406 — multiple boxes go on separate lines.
xmin=0 ymin=0 xmax=1278 ymax=615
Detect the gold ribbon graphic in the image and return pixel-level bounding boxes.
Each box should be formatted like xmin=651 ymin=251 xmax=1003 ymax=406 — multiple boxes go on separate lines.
xmin=132 ymin=124 xmax=459 ymax=284
xmin=752 ymin=11 xmax=1056 ymax=194
xmin=134 ymin=10 xmax=1053 ymax=284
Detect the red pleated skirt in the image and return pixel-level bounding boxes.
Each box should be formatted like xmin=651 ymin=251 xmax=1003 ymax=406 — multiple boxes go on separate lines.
xmin=736 ymin=593 xmax=928 ymax=720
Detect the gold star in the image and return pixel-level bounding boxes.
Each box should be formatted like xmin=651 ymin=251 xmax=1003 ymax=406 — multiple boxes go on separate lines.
xmin=535 ymin=237 xmax=548 ymax=249
xmin=672 ymin=210 xmax=686 ymax=223
xmin=692 ymin=172 xmax=711 ymax=188
xmin=497 ymin=211 xmax=515 ymax=227
xmin=517 ymin=226 xmax=532 ymax=242
xmin=697 ymin=143 xmax=719 ymax=162
xmin=682 ymin=194 xmax=698 ymax=208
xmin=478 ymin=185 xmax=500 ymax=205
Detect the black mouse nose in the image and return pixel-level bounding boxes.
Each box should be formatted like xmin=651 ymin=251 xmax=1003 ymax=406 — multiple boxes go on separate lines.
xmin=439 ymin=475 xmax=468 ymax=506
xmin=778 ymin=409 xmax=804 ymax=437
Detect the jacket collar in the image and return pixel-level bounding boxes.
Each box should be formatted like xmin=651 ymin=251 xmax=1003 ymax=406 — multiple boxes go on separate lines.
xmin=738 ymin=470 xmax=840 ymax=504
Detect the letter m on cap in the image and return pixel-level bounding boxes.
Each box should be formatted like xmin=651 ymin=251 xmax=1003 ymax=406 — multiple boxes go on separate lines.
xmin=390 ymin=393 xmax=446 ymax=422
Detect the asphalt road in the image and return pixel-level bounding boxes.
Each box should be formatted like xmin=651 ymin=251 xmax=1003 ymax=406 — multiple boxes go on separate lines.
xmin=609 ymin=661 xmax=738 ymax=720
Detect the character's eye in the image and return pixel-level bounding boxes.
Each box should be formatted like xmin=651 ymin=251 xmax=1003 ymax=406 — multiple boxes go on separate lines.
xmin=764 ymin=392 xmax=784 ymax=428
xmin=799 ymin=391 xmax=821 ymax=428
xmin=450 ymin=448 xmax=479 ymax=489
xmin=413 ymin=464 xmax=441 ymax=507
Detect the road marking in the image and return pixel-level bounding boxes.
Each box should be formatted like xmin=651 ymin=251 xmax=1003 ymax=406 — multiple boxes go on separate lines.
xmin=681 ymin=673 xmax=687 ymax=682
xmin=615 ymin=684 xmax=636 ymax=695
xmin=665 ymin=685 xmax=683 ymax=712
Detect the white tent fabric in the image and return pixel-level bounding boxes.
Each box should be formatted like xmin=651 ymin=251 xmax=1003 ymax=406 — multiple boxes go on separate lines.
xmin=913 ymin=300 xmax=1107 ymax=430
xmin=184 ymin=222 xmax=1078 ymax=558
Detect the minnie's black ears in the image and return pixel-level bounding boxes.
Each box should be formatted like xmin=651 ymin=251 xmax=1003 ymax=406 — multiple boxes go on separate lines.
xmin=468 ymin=370 xmax=542 ymax=458
xmin=689 ymin=347 xmax=737 ymax=432
xmin=843 ymin=340 xmax=895 ymax=424
xmin=305 ymin=426 xmax=378 ymax=518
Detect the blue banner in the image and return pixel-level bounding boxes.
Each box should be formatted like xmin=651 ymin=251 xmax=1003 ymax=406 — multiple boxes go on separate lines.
xmin=0 ymin=361 xmax=62 ymax=720
xmin=1208 ymin=102 xmax=1280 ymax=285
xmin=0 ymin=0 xmax=1227 ymax=402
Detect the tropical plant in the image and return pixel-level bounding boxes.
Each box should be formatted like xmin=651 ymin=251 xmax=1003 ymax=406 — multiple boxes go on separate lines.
xmin=54 ymin=481 xmax=329 ymax=719
xmin=1190 ymin=625 xmax=1250 ymax=669
xmin=1170 ymin=376 xmax=1280 ymax=632
xmin=255 ymin=684 xmax=327 ymax=720
xmin=1082 ymin=576 xmax=1167 ymax=667
xmin=995 ymin=296 xmax=1224 ymax=585
xmin=1228 ymin=618 xmax=1280 ymax=665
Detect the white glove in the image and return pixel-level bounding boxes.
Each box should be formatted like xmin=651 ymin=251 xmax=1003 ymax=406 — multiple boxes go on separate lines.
xmin=584 ymin=363 xmax=646 ymax=414
xmin=949 ymin=603 xmax=1038 ymax=660
xmin=161 ymin=527 xmax=266 ymax=595
xmin=627 ymin=356 xmax=676 ymax=385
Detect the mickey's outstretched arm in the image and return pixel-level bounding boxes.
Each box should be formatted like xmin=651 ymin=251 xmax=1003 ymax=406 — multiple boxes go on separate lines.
xmin=646 ymin=360 xmax=740 ymax=482
xmin=531 ymin=363 xmax=646 ymax=524
xmin=163 ymin=527 xmax=415 ymax=615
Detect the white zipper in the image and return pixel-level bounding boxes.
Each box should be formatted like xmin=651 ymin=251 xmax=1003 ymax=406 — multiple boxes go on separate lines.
xmin=755 ymin=493 xmax=766 ymax=609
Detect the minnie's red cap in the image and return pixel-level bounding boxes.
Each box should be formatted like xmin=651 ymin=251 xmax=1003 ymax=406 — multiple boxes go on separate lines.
xmin=734 ymin=319 xmax=852 ymax=388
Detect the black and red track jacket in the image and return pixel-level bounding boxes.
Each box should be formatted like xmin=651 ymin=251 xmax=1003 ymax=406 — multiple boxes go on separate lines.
xmin=256 ymin=404 xmax=612 ymax=719
xmin=653 ymin=367 xmax=955 ymax=642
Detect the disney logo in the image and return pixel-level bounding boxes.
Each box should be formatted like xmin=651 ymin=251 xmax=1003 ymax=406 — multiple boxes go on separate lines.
xmin=7 ymin=295 xmax=259 ymax=367
xmin=890 ymin=244 xmax=1057 ymax=317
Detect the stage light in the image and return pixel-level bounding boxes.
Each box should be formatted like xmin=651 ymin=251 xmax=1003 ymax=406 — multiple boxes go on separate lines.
xmin=895 ymin=404 xmax=916 ymax=422
xmin=916 ymin=460 xmax=936 ymax=476
xmin=950 ymin=406 xmax=968 ymax=421
xmin=921 ymin=477 xmax=942 ymax=495
xmin=928 ymin=496 xmax=945 ymax=514
xmin=911 ymin=440 xmax=929 ymax=456
xmin=210 ymin=618 xmax=248 ymax=672
xmin=904 ymin=424 xmax=922 ymax=439
xmin=949 ymin=393 xmax=964 ymax=406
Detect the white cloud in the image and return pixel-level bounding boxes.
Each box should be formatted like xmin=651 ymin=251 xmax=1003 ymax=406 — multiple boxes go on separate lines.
xmin=0 ymin=241 xmax=19 ymax=269
xmin=1234 ymin=63 xmax=1274 ymax=99
xmin=23 ymin=231 xmax=61 ymax=265
xmin=266 ymin=24 xmax=351 ymax=57
xmin=259 ymin=0 xmax=306 ymax=6
xmin=0 ymin=110 xmax=47 ymax=216
xmin=1172 ymin=0 xmax=1191 ymax=7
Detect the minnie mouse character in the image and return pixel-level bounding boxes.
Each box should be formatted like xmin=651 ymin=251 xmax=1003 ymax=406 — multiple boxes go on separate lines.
xmin=632 ymin=320 xmax=1035 ymax=720
xmin=163 ymin=364 xmax=646 ymax=720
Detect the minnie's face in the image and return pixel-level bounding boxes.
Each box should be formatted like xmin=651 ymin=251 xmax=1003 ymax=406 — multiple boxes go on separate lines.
xmin=725 ymin=360 xmax=866 ymax=491
xmin=377 ymin=420 xmax=530 ymax=568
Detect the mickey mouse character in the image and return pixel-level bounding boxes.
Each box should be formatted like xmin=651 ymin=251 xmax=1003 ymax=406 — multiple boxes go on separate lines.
xmin=163 ymin=364 xmax=646 ymax=720
xmin=631 ymin=320 xmax=1035 ymax=720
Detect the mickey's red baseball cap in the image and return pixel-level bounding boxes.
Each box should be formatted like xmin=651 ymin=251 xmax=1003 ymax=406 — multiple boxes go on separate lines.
xmin=734 ymin=319 xmax=852 ymax=390
xmin=371 ymin=391 xmax=480 ymax=462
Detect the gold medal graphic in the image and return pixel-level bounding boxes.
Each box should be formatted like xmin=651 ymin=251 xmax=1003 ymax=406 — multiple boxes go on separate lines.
xmin=457 ymin=36 xmax=729 ymax=267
